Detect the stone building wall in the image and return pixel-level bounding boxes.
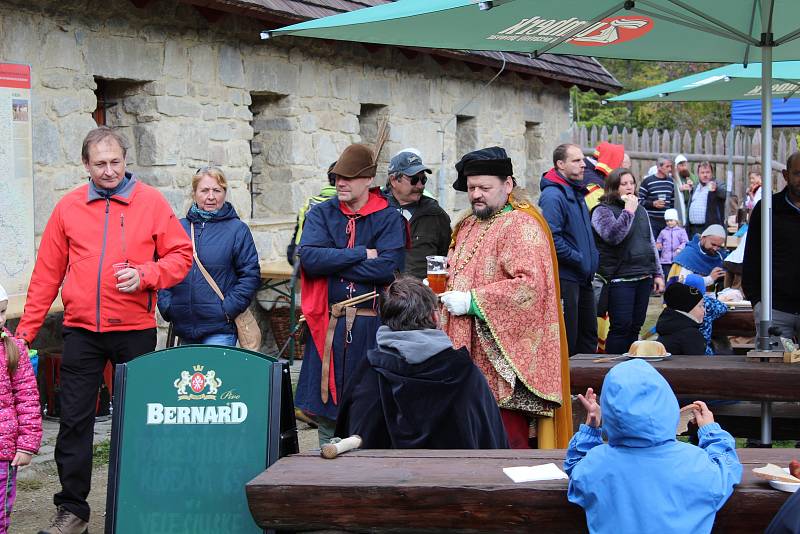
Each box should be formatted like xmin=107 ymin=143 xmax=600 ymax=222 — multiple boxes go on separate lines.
xmin=1 ymin=0 xmax=571 ymax=264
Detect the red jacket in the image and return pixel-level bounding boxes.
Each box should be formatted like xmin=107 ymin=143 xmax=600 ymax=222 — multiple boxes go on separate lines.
xmin=16 ymin=176 xmax=193 ymax=343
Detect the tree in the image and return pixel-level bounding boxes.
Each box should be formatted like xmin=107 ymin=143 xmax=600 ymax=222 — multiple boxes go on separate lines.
xmin=574 ymin=60 xmax=731 ymax=131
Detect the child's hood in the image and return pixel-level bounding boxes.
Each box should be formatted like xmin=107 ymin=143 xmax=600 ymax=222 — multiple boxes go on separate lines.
xmin=600 ymin=359 xmax=679 ymax=448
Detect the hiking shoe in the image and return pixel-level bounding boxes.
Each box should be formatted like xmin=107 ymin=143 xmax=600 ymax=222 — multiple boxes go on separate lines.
xmin=38 ymin=506 xmax=88 ymax=534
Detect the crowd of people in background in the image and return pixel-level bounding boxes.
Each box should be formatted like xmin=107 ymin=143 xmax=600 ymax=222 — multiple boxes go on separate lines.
xmin=5 ymin=123 xmax=800 ymax=533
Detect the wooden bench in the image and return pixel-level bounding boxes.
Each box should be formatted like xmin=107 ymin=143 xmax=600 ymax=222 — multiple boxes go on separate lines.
xmin=246 ymin=449 xmax=797 ymax=533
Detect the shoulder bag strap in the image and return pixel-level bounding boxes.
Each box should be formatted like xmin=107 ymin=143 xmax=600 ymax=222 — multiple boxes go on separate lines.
xmin=191 ymin=223 xmax=225 ymax=302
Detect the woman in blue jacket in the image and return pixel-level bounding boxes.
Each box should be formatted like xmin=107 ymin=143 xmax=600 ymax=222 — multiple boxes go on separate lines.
xmin=564 ymin=359 xmax=741 ymax=534
xmin=159 ymin=167 xmax=260 ymax=345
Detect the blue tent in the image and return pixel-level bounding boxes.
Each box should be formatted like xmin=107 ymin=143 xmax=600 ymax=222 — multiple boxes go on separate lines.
xmin=732 ymin=98 xmax=800 ymax=127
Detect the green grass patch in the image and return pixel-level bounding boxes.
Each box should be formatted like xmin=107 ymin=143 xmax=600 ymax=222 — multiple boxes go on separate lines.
xmin=93 ymin=440 xmax=110 ymax=466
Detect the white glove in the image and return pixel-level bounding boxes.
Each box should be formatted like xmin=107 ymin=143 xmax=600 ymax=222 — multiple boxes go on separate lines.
xmin=440 ymin=290 xmax=471 ymax=316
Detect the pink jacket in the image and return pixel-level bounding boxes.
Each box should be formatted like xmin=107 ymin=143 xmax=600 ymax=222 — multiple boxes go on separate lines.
xmin=0 ymin=329 xmax=42 ymax=459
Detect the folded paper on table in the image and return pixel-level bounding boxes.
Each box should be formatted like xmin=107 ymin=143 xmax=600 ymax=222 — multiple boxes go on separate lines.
xmin=503 ymin=463 xmax=568 ymax=483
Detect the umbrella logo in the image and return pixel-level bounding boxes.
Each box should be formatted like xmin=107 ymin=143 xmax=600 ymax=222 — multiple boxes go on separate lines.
xmin=489 ymin=15 xmax=652 ymax=47
xmin=570 ymin=16 xmax=653 ymax=47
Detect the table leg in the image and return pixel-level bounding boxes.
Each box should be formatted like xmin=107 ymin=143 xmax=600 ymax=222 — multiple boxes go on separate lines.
xmin=288 ymin=279 xmax=296 ymax=365
xmin=760 ymin=401 xmax=772 ymax=446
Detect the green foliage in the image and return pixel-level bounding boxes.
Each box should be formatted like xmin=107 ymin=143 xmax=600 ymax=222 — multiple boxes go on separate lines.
xmin=93 ymin=439 xmax=110 ymax=466
xmin=574 ymin=60 xmax=731 ymax=131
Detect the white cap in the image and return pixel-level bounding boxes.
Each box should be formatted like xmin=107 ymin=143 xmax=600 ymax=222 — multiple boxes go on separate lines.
xmin=701 ymin=224 xmax=726 ymax=238
xmin=664 ymin=208 xmax=679 ymax=221
xmin=675 ymin=154 xmax=688 ymax=165
xmin=0 ymin=283 xmax=7 ymax=302
xmin=647 ymin=165 xmax=658 ymax=176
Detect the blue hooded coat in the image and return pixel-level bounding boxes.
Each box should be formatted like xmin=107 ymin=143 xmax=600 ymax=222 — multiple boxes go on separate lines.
xmin=158 ymin=202 xmax=260 ymax=340
xmin=539 ymin=168 xmax=599 ymax=285
xmin=564 ymin=359 xmax=742 ymax=534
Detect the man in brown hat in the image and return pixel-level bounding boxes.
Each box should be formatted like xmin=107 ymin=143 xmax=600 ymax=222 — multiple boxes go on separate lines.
xmin=294 ymin=143 xmax=406 ymax=445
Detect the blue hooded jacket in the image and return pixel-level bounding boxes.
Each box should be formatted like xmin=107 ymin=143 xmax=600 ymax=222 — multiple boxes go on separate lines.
xmin=564 ymin=359 xmax=742 ymax=534
xmin=539 ymin=168 xmax=599 ymax=285
xmin=158 ymin=202 xmax=260 ymax=340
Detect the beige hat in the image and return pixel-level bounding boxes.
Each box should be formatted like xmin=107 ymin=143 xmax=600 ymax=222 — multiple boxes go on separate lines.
xmin=331 ymin=144 xmax=377 ymax=178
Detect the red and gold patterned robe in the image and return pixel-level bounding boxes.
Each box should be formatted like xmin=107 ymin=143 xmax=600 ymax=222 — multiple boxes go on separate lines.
xmin=442 ymin=190 xmax=572 ymax=448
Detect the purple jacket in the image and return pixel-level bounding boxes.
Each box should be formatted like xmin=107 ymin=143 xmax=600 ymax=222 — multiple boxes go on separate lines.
xmin=0 ymin=329 xmax=42 ymax=459
xmin=656 ymin=225 xmax=689 ymax=265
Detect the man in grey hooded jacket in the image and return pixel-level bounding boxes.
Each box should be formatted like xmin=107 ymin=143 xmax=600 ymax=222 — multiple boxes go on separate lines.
xmin=334 ymin=276 xmax=508 ymax=449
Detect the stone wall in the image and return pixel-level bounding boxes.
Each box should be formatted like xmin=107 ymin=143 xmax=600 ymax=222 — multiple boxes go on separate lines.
xmin=1 ymin=0 xmax=572 ymax=263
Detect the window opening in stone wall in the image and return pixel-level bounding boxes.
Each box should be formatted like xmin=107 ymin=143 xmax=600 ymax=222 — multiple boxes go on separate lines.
xmin=454 ymin=115 xmax=477 ymax=210
xmin=250 ymin=92 xmax=290 ymax=219
xmin=92 ymin=78 xmax=147 ymax=167
xmin=524 ymin=121 xmax=544 ymax=196
xmin=358 ymin=104 xmax=389 ymax=175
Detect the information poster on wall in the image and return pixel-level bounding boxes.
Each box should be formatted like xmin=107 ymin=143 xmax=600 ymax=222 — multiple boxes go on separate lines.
xmin=0 ymin=64 xmax=34 ymax=314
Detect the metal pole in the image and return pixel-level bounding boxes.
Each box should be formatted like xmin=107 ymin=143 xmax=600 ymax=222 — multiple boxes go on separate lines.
xmin=759 ymin=1 xmax=773 ymax=446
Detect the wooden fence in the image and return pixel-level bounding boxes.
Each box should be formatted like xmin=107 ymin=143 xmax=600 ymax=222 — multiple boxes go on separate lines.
xmin=571 ymin=125 xmax=799 ymax=199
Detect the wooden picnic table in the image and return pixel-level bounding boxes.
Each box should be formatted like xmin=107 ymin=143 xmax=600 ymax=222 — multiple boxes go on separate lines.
xmin=246 ymin=449 xmax=796 ymax=533
xmin=570 ymin=354 xmax=800 ymax=402
xmin=259 ymin=260 xmax=299 ymax=362
xmin=714 ymin=306 xmax=756 ymax=337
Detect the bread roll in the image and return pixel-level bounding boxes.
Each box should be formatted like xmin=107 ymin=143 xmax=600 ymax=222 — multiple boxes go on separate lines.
xmin=753 ymin=464 xmax=800 ymax=484
xmin=628 ymin=340 xmax=668 ymax=357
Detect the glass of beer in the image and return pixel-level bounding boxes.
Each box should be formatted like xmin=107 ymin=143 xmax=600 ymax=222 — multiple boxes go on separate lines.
xmin=426 ymin=255 xmax=447 ymax=294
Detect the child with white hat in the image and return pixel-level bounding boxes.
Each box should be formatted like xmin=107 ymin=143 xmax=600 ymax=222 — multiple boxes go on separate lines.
xmin=655 ymin=208 xmax=689 ymax=276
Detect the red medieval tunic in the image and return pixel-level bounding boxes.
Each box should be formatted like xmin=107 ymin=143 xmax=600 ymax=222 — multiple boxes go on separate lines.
xmin=441 ymin=194 xmax=572 ymax=447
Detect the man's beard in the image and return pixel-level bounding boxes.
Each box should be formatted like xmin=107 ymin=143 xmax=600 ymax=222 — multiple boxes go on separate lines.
xmin=678 ymin=168 xmax=690 ymax=179
xmin=472 ymin=203 xmax=498 ymax=220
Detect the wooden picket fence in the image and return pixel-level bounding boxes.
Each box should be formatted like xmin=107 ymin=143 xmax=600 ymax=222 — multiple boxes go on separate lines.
xmin=571 ymin=125 xmax=799 ymax=198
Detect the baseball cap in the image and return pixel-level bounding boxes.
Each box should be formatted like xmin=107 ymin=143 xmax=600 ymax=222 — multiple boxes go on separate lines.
xmin=388 ymin=151 xmax=431 ymax=176
xmin=675 ymin=154 xmax=688 ymax=165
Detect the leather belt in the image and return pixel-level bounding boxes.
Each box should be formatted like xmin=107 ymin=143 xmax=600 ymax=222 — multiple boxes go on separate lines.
xmin=320 ymin=303 xmax=377 ymax=404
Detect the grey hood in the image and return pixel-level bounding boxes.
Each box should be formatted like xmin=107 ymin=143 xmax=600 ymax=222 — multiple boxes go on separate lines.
xmin=375 ymin=325 xmax=454 ymax=364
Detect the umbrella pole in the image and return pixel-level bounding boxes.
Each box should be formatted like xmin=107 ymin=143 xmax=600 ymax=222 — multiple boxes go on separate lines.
xmin=758 ymin=10 xmax=773 ymax=446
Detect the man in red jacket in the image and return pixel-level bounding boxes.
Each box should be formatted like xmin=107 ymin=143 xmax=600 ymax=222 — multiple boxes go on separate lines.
xmin=18 ymin=127 xmax=193 ymax=534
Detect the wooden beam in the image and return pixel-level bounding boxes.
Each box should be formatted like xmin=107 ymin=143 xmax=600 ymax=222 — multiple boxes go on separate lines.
xmin=399 ymin=49 xmax=419 ymax=60
xmin=194 ymin=5 xmax=226 ymax=22
xmin=361 ymin=43 xmax=383 ymax=54
xmin=466 ymin=62 xmax=485 ymax=73
xmin=129 ymin=0 xmax=153 ymax=7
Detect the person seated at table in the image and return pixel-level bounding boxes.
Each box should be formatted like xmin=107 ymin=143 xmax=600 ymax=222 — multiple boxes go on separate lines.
xmin=564 ymin=359 xmax=742 ymax=534
xmin=656 ymin=282 xmax=706 ymax=355
xmin=667 ymin=224 xmax=726 ymax=290
xmin=334 ymin=276 xmax=509 ymax=449
xmin=681 ymin=274 xmax=728 ymax=355
xmin=765 ymin=484 xmax=800 ymax=534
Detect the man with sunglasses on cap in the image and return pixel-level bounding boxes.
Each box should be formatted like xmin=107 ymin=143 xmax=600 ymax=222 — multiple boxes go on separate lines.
xmin=384 ymin=150 xmax=451 ymax=279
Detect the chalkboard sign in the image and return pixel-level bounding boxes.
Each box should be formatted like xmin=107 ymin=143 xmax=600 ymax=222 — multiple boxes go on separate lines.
xmin=105 ymin=345 xmax=296 ymax=534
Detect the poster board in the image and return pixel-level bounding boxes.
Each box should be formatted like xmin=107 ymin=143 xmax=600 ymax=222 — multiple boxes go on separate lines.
xmin=0 ymin=64 xmax=35 ymax=316
xmin=105 ymin=345 xmax=297 ymax=534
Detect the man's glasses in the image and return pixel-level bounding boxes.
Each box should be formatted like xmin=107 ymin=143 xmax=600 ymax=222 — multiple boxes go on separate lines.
xmin=404 ymin=174 xmax=427 ymax=186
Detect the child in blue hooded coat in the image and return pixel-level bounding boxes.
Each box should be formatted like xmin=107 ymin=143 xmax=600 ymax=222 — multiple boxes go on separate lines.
xmin=564 ymin=359 xmax=742 ymax=534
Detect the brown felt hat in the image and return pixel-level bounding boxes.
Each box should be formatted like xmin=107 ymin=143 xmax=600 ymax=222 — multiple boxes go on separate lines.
xmin=331 ymin=144 xmax=377 ymax=178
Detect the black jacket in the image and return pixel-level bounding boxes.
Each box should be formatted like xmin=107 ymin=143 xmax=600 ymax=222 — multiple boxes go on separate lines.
xmin=384 ymin=191 xmax=451 ymax=279
xmin=592 ymin=202 xmax=658 ymax=280
xmin=335 ymin=345 xmax=509 ymax=449
xmin=742 ymin=188 xmax=800 ymax=313
xmin=656 ymin=308 xmax=706 ymax=355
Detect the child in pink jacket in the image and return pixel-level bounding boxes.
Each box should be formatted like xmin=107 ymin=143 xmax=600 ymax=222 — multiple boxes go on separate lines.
xmin=656 ymin=208 xmax=689 ymax=277
xmin=0 ymin=283 xmax=42 ymax=533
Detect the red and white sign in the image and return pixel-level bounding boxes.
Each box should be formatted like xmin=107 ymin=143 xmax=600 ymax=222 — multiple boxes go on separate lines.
xmin=488 ymin=15 xmax=653 ymax=47
xmin=0 ymin=64 xmax=31 ymax=90
xmin=569 ymin=16 xmax=654 ymax=47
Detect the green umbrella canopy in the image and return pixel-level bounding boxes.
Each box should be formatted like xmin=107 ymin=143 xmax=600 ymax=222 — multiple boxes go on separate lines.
xmin=608 ymin=62 xmax=800 ymax=101
xmin=266 ymin=0 xmax=800 ymax=63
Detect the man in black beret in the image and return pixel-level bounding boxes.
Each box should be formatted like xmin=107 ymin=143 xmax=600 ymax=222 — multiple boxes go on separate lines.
xmin=440 ymin=146 xmax=572 ymax=449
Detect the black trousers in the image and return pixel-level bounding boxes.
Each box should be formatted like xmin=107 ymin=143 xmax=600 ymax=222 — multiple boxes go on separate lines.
xmin=55 ymin=327 xmax=156 ymax=521
xmin=561 ymin=279 xmax=598 ymax=356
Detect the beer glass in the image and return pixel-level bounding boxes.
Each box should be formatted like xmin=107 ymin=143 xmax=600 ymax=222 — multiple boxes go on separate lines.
xmin=426 ymin=255 xmax=447 ymax=294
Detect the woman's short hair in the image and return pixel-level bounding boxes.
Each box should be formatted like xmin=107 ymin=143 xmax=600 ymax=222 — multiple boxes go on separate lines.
xmin=599 ymin=167 xmax=636 ymax=204
xmin=193 ymin=166 xmax=228 ymax=192
xmin=381 ymin=276 xmax=439 ymax=331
